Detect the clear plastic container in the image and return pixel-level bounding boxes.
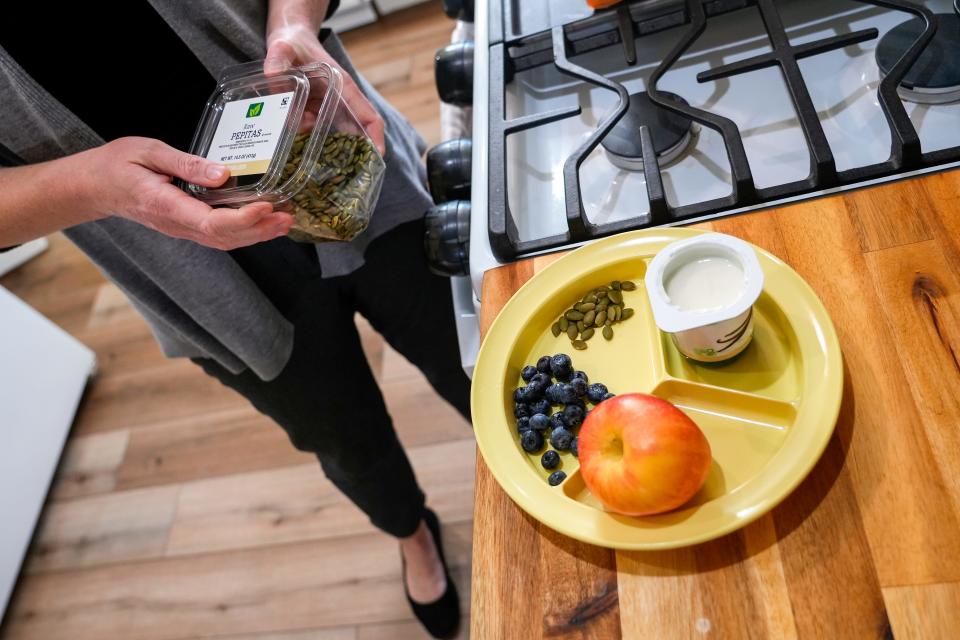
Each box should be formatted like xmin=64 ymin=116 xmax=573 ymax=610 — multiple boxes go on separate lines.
xmin=185 ymin=60 xmax=385 ymax=243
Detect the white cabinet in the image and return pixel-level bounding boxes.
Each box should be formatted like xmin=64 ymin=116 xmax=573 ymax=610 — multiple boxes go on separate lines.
xmin=0 ymin=286 xmax=95 ymax=617
xmin=326 ymin=0 xmax=377 ymax=32
xmin=373 ymin=0 xmax=432 ymax=14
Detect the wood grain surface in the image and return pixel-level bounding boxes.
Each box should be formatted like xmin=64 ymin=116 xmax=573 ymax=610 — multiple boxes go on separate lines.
xmin=471 ymin=169 xmax=960 ymax=638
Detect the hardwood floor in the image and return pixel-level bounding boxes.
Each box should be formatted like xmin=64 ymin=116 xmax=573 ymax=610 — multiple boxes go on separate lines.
xmin=0 ymin=3 xmax=473 ymax=638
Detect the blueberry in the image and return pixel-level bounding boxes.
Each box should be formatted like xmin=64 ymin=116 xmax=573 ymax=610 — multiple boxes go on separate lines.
xmin=516 ymin=416 xmax=531 ymax=432
xmin=514 ymin=403 xmax=531 ymax=419
xmin=541 ymin=450 xmax=560 ymax=470
xmin=536 ymin=355 xmax=552 ymax=374
xmin=529 ymin=373 xmax=552 ymax=391
xmin=570 ymin=377 xmax=588 ymax=397
xmin=603 ymin=392 xmax=616 ymax=401
xmin=562 ymin=404 xmax=585 ymax=428
xmin=550 ymin=354 xmax=573 ymax=380
xmin=569 ymin=398 xmax=587 ymax=412
xmin=559 ymin=384 xmax=578 ymax=404
xmin=529 ymin=413 xmax=551 ymax=431
xmin=550 ymin=427 xmax=574 ymax=451
xmin=523 ymin=382 xmax=544 ymax=401
xmin=545 ymin=383 xmax=565 ymax=405
xmin=521 ymin=429 xmax=544 ymax=453
xmin=513 ymin=387 xmax=528 ymax=403
xmin=586 ymin=383 xmax=609 ymax=404
xmin=572 ymin=370 xmax=589 ymax=384
xmin=550 ymin=413 xmax=568 ymax=430
xmin=548 ymin=470 xmax=567 ymax=486
xmin=571 ymin=436 xmax=579 ymax=457
xmin=529 ymin=398 xmax=551 ymax=416
xmin=520 ymin=365 xmax=537 ymax=382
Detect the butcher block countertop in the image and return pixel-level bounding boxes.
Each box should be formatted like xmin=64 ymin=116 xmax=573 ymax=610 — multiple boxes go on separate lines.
xmin=470 ymin=168 xmax=960 ymax=639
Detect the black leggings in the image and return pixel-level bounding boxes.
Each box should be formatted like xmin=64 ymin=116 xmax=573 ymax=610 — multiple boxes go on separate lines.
xmin=193 ymin=220 xmax=471 ymax=538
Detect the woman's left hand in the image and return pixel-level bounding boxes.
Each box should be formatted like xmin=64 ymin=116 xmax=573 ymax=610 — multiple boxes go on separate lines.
xmin=264 ymin=23 xmax=386 ymax=155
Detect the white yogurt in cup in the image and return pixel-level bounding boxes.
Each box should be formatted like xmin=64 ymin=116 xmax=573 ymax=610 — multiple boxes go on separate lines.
xmin=645 ymin=233 xmax=764 ymax=363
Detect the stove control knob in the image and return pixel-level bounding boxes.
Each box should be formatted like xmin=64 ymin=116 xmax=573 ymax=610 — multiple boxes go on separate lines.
xmin=427 ymin=138 xmax=472 ymax=204
xmin=424 ymin=200 xmax=470 ymax=277
xmin=442 ymin=0 xmax=474 ymax=22
xmin=435 ymin=41 xmax=474 ymax=107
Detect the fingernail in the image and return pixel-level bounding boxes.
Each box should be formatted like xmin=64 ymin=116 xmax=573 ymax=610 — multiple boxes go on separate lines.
xmin=206 ymin=165 xmax=227 ymax=180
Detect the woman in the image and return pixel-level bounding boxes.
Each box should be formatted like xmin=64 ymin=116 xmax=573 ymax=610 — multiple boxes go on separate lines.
xmin=0 ymin=1 xmax=468 ymax=637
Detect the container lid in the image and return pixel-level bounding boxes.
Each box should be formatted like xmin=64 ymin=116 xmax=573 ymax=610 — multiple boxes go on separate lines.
xmin=184 ymin=60 xmax=343 ymax=206
xmin=645 ymin=233 xmax=764 ymax=333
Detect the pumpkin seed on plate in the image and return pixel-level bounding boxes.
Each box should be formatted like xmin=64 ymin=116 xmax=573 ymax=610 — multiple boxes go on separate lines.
xmin=549 ymin=279 xmax=638 ymax=348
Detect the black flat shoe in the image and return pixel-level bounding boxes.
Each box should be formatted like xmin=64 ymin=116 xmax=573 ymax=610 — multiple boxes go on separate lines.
xmin=401 ymin=508 xmax=461 ymax=639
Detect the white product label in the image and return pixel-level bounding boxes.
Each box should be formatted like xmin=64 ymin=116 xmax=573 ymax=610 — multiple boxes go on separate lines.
xmin=205 ymin=92 xmax=295 ymax=176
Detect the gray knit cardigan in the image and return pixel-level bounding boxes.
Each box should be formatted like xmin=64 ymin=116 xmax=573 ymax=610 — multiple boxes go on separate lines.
xmin=0 ymin=0 xmax=433 ymax=380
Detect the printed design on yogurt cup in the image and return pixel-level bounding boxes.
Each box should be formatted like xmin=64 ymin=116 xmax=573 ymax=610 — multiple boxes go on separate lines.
xmin=716 ymin=307 xmax=753 ymax=353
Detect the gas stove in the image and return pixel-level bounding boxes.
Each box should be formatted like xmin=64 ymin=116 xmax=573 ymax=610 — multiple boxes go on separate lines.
xmin=429 ymin=0 xmax=960 ymax=374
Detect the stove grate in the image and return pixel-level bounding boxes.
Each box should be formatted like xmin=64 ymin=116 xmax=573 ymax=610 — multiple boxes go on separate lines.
xmin=487 ymin=0 xmax=960 ymax=262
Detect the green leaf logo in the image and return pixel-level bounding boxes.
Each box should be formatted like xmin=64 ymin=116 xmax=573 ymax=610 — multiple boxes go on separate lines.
xmin=246 ymin=102 xmax=264 ymax=118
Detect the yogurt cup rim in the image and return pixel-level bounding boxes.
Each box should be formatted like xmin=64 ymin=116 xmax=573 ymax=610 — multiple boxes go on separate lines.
xmin=645 ymin=233 xmax=764 ymax=334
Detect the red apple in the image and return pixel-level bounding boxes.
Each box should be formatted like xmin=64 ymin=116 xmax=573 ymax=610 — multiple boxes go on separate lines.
xmin=578 ymin=393 xmax=712 ymax=516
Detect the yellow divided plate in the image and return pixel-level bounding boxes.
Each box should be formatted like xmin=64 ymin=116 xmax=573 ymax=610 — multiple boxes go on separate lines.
xmin=471 ymin=228 xmax=843 ymax=550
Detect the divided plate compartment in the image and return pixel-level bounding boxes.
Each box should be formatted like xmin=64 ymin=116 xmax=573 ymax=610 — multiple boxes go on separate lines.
xmin=473 ymin=228 xmax=842 ymax=549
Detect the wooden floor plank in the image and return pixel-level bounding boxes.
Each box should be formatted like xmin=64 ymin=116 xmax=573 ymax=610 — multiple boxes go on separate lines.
xmin=381 ymin=374 xmax=473 ymax=449
xmin=116 ymin=407 xmax=309 ymax=492
xmin=165 ymin=439 xmax=475 ymax=556
xmin=3 ymin=523 xmax=472 ymax=640
xmin=356 ymin=618 xmax=469 ymax=640
xmin=25 ymin=486 xmax=180 ymax=575
xmin=884 ymin=582 xmax=960 ymax=640
xmin=50 ymin=430 xmax=129 ymax=501
xmin=73 ymin=359 xmax=248 ymax=436
xmin=214 ymin=628 xmax=356 ymax=640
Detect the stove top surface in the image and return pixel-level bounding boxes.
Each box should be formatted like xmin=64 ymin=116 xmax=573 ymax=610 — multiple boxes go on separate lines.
xmin=475 ymin=0 xmax=960 ymax=272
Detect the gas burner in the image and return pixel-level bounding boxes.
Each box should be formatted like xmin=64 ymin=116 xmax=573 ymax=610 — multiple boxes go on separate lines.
xmin=875 ymin=13 xmax=960 ymax=105
xmin=600 ymin=91 xmax=694 ymax=171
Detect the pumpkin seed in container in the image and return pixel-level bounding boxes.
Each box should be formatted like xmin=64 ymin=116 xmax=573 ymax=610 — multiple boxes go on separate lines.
xmin=184 ymin=60 xmax=384 ymax=242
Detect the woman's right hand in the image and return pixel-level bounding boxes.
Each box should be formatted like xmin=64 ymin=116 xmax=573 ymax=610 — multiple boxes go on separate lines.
xmin=82 ymin=137 xmax=294 ymax=250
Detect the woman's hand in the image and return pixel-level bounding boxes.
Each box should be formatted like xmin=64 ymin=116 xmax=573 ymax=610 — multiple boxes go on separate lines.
xmin=264 ymin=22 xmax=386 ymax=155
xmin=83 ymin=137 xmax=294 ymax=250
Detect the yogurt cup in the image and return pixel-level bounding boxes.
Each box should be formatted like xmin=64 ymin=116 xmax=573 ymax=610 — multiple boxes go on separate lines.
xmin=645 ymin=233 xmax=764 ymax=363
